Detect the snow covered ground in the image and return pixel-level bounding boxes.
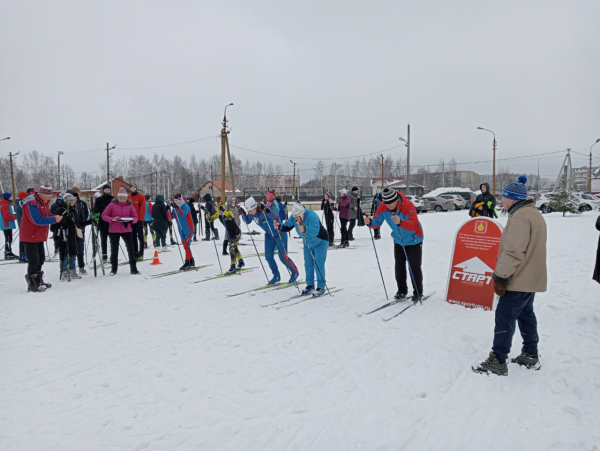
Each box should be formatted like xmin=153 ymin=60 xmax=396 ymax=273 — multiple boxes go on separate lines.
xmin=1 ymin=210 xmax=599 ymax=451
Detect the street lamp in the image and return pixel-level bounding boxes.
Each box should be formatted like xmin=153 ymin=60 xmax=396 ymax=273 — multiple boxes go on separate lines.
xmin=223 ymin=103 xmax=234 ymax=126
xmin=0 ymin=137 xmax=10 ymax=142
xmin=477 ymin=127 xmax=497 ymax=196
xmin=57 ymin=151 xmax=64 ymax=191
xmin=589 ymin=138 xmax=600 ymax=192
xmin=290 ymin=160 xmax=297 ymax=200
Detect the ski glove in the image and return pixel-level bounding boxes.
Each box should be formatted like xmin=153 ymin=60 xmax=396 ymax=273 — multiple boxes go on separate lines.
xmin=237 ymin=207 xmax=246 ymax=216
xmin=219 ymin=205 xmax=225 ymax=212
xmin=493 ymin=280 xmax=507 ymax=297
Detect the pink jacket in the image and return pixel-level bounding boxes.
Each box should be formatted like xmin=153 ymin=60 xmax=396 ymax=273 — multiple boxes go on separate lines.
xmin=102 ymin=199 xmax=138 ymax=234
xmin=335 ymin=195 xmax=351 ymax=220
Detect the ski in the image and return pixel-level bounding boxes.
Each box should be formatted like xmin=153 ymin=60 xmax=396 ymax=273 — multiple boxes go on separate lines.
xmin=194 ymin=267 xmax=257 ymax=283
xmin=273 ymin=288 xmax=343 ymax=309
xmin=381 ymin=291 xmax=437 ymax=322
xmin=357 ymin=296 xmax=411 ymax=317
xmin=149 ymin=264 xmax=211 ymax=279
xmin=261 ymin=287 xmax=338 ymax=308
xmin=250 ymin=281 xmax=304 ymax=296
xmin=227 ymin=280 xmax=301 ymax=298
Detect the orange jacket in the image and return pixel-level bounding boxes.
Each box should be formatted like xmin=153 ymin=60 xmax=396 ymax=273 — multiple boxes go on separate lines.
xmin=128 ymin=192 xmax=146 ymax=221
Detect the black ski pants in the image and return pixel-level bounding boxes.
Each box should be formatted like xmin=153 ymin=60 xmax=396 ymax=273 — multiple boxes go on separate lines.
xmin=109 ymin=232 xmax=138 ymax=274
xmin=99 ymin=220 xmax=110 ymax=258
xmin=76 ymin=230 xmax=85 ymax=269
xmin=131 ymin=222 xmax=145 ymax=258
xmin=24 ymin=242 xmax=45 ymax=275
xmin=3 ymin=229 xmax=13 ymax=254
xmin=340 ymin=218 xmax=349 ymax=244
xmin=394 ymin=242 xmax=423 ymax=297
xmin=348 ymin=219 xmax=356 ymax=239
xmin=324 ymin=214 xmax=334 ymax=243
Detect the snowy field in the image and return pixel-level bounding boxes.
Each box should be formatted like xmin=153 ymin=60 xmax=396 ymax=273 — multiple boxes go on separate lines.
xmin=1 ymin=210 xmax=599 ymax=451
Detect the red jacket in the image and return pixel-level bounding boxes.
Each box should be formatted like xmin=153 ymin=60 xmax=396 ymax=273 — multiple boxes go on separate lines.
xmin=128 ymin=192 xmax=146 ymax=222
xmin=20 ymin=193 xmax=56 ymax=243
xmin=0 ymin=198 xmax=17 ymax=228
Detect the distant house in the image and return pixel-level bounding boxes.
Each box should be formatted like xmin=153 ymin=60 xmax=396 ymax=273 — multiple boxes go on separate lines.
xmin=79 ymin=176 xmax=133 ymax=199
xmin=198 ymin=180 xmax=242 ymax=200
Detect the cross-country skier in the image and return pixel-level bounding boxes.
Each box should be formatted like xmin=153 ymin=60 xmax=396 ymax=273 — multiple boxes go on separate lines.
xmin=364 ymin=187 xmax=424 ymax=302
xmin=187 ymin=197 xmax=199 ymax=242
xmin=240 ymin=196 xmax=299 ymax=284
xmin=15 ymin=192 xmax=28 ymax=262
xmin=143 ymin=194 xmax=156 ymax=248
xmin=210 ymin=204 xmax=244 ymax=274
xmin=275 ymin=202 xmax=329 ymax=296
xmin=172 ymin=193 xmax=195 ymax=271
xmin=201 ymin=193 xmax=220 ymax=241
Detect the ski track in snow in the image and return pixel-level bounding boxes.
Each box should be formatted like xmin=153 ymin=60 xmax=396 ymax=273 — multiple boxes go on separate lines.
xmin=1 ymin=212 xmax=599 ymax=451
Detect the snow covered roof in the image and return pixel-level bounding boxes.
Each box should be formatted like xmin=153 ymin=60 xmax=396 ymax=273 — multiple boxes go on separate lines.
xmin=427 ymin=187 xmax=475 ymax=197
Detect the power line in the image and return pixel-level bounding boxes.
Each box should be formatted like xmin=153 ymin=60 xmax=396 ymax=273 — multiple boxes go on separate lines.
xmin=230 ymin=144 xmax=403 ymax=160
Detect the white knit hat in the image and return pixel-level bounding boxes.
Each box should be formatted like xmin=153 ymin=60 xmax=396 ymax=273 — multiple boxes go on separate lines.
xmin=244 ymin=197 xmax=257 ymax=211
xmin=291 ymin=202 xmax=305 ymax=217
xmin=339 ymin=188 xmax=348 ymax=195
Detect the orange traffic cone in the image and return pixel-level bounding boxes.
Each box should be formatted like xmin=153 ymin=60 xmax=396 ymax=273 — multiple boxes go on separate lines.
xmin=150 ymin=250 xmax=162 ymax=265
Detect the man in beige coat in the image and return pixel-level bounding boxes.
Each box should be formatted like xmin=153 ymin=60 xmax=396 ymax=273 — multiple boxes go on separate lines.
xmin=473 ymin=176 xmax=547 ymax=376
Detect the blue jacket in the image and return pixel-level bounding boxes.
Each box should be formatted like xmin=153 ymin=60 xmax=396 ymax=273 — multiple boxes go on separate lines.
xmin=144 ymin=201 xmax=153 ymax=221
xmin=369 ymin=192 xmax=424 ymax=246
xmin=172 ymin=202 xmax=194 ymax=238
xmin=0 ymin=199 xmax=17 ymax=231
xmin=280 ymin=209 xmax=329 ymax=245
xmin=241 ymin=205 xmax=281 ymax=238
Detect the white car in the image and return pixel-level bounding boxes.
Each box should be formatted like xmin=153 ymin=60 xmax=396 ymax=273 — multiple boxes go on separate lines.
xmin=572 ymin=193 xmax=600 ymax=211
xmin=536 ymin=193 xmax=591 ymax=213
xmin=405 ymin=195 xmax=430 ymax=213
xmin=439 ymin=194 xmax=466 ymax=210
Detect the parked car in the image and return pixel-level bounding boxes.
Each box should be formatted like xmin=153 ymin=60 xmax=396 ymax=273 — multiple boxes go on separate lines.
xmin=422 ymin=196 xmax=453 ymax=212
xmin=572 ymin=193 xmax=600 ymax=211
xmin=405 ymin=195 xmax=430 ymax=213
xmin=438 ymin=194 xmax=466 ymax=210
xmin=360 ymin=197 xmax=375 ymax=214
xmin=536 ymin=192 xmax=593 ymax=213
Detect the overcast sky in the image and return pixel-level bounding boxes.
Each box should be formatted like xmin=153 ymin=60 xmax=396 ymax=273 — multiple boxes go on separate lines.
xmin=1 ymin=0 xmax=599 ymax=181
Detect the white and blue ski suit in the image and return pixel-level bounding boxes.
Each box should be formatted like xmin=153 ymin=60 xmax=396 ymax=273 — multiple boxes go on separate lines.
xmin=241 ymin=204 xmax=298 ymax=278
xmin=280 ymin=209 xmax=329 ymax=289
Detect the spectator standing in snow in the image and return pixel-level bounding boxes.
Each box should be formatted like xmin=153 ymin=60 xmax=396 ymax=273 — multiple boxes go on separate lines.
xmin=128 ymin=184 xmax=146 ymax=260
xmin=1 ymin=192 xmax=18 ymax=260
xmin=469 ymin=183 xmax=498 ymax=218
xmin=92 ymin=184 xmax=114 ymax=262
xmin=151 ymin=195 xmax=170 ymax=253
xmin=66 ymin=187 xmax=90 ymax=275
xmin=321 ymin=191 xmax=335 ymax=246
xmin=347 ymin=187 xmax=360 ymax=241
xmin=335 ymin=189 xmax=351 ymax=248
xmin=364 ymin=187 xmax=424 ymax=302
xmin=21 ymin=185 xmax=63 ymax=292
xmin=15 ymin=191 xmax=28 ymax=262
xmin=53 ymin=192 xmax=83 ymax=281
xmin=101 ymin=187 xmax=140 ymax=276
xmin=473 ymin=176 xmax=547 ymax=376
xmin=594 ymin=214 xmax=600 ymax=284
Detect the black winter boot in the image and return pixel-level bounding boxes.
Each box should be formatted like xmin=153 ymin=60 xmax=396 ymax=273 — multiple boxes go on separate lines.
xmin=180 ymin=260 xmax=191 ymax=271
xmin=38 ymin=271 xmax=52 ymax=289
xmin=213 ymin=229 xmax=220 ymax=240
xmin=189 ymin=257 xmax=196 ymax=268
xmin=26 ymin=274 xmax=45 ymax=292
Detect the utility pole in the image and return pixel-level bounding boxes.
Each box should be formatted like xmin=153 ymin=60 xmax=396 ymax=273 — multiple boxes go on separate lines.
xmin=406 ymin=124 xmax=411 ymax=195
xmin=220 ymin=103 xmax=234 ymax=203
xmin=477 ymin=127 xmax=496 ymax=196
xmin=105 ymin=142 xmax=116 ymax=188
xmin=381 ymin=154 xmax=384 ymax=190
xmin=57 ymin=151 xmax=64 ymax=192
xmin=290 ymin=160 xmax=297 ymax=200
xmin=590 ymin=139 xmax=600 ymax=193
xmin=9 ymin=151 xmax=19 ymax=207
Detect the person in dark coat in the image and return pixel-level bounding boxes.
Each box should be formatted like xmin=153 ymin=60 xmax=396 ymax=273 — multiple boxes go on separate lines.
xmin=321 ymin=191 xmax=335 ymax=246
xmin=347 ymin=187 xmax=360 ymax=240
xmin=66 ymin=187 xmax=90 ymax=275
xmin=152 ymin=194 xmax=170 ymax=252
xmin=53 ymin=192 xmax=85 ymax=281
xmin=469 ymin=183 xmax=498 ymax=218
xmin=371 ymin=191 xmax=382 ymax=240
xmin=594 ymin=214 xmax=600 ymax=284
xmin=92 ymin=184 xmax=114 ymax=262
xmin=187 ymin=198 xmax=199 ymax=241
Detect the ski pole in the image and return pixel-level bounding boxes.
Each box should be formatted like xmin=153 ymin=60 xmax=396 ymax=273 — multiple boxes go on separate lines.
xmin=395 ymin=208 xmax=422 ymax=304
xmin=299 ymin=229 xmax=331 ymax=296
xmin=202 ymin=210 xmax=222 ymax=274
xmin=242 ymin=211 xmax=269 ymax=283
xmin=263 ymin=211 xmax=301 ymax=293
xmin=172 ymin=214 xmax=186 ymax=265
xmin=366 ymin=217 xmax=388 ymax=300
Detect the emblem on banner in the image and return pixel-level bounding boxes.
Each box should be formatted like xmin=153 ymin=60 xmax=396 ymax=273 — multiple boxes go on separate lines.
xmin=474 ymin=221 xmax=487 ymax=234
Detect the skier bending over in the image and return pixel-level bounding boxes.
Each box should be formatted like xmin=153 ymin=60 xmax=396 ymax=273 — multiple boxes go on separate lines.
xmin=210 ymin=204 xmax=245 ymax=274
xmin=364 ymin=187 xmax=424 ymax=302
xmin=275 ymin=203 xmax=329 ymax=297
xmin=240 ymin=196 xmax=299 ymax=285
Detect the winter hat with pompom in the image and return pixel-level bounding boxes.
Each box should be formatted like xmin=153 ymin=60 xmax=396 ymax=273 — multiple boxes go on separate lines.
xmin=39 ymin=184 xmax=53 ymax=195
xmin=117 ymin=187 xmax=128 ymax=198
xmin=501 ymin=175 xmax=528 ymax=201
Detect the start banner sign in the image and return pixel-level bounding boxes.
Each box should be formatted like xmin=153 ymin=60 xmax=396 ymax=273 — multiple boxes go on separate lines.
xmin=445 ymin=217 xmax=504 ymax=311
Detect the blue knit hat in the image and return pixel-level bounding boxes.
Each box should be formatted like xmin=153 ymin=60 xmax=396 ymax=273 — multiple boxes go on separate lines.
xmin=2 ymin=192 xmax=11 ymax=201
xmin=102 ymin=184 xmax=111 ymax=190
xmin=502 ymin=175 xmax=528 ymax=201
